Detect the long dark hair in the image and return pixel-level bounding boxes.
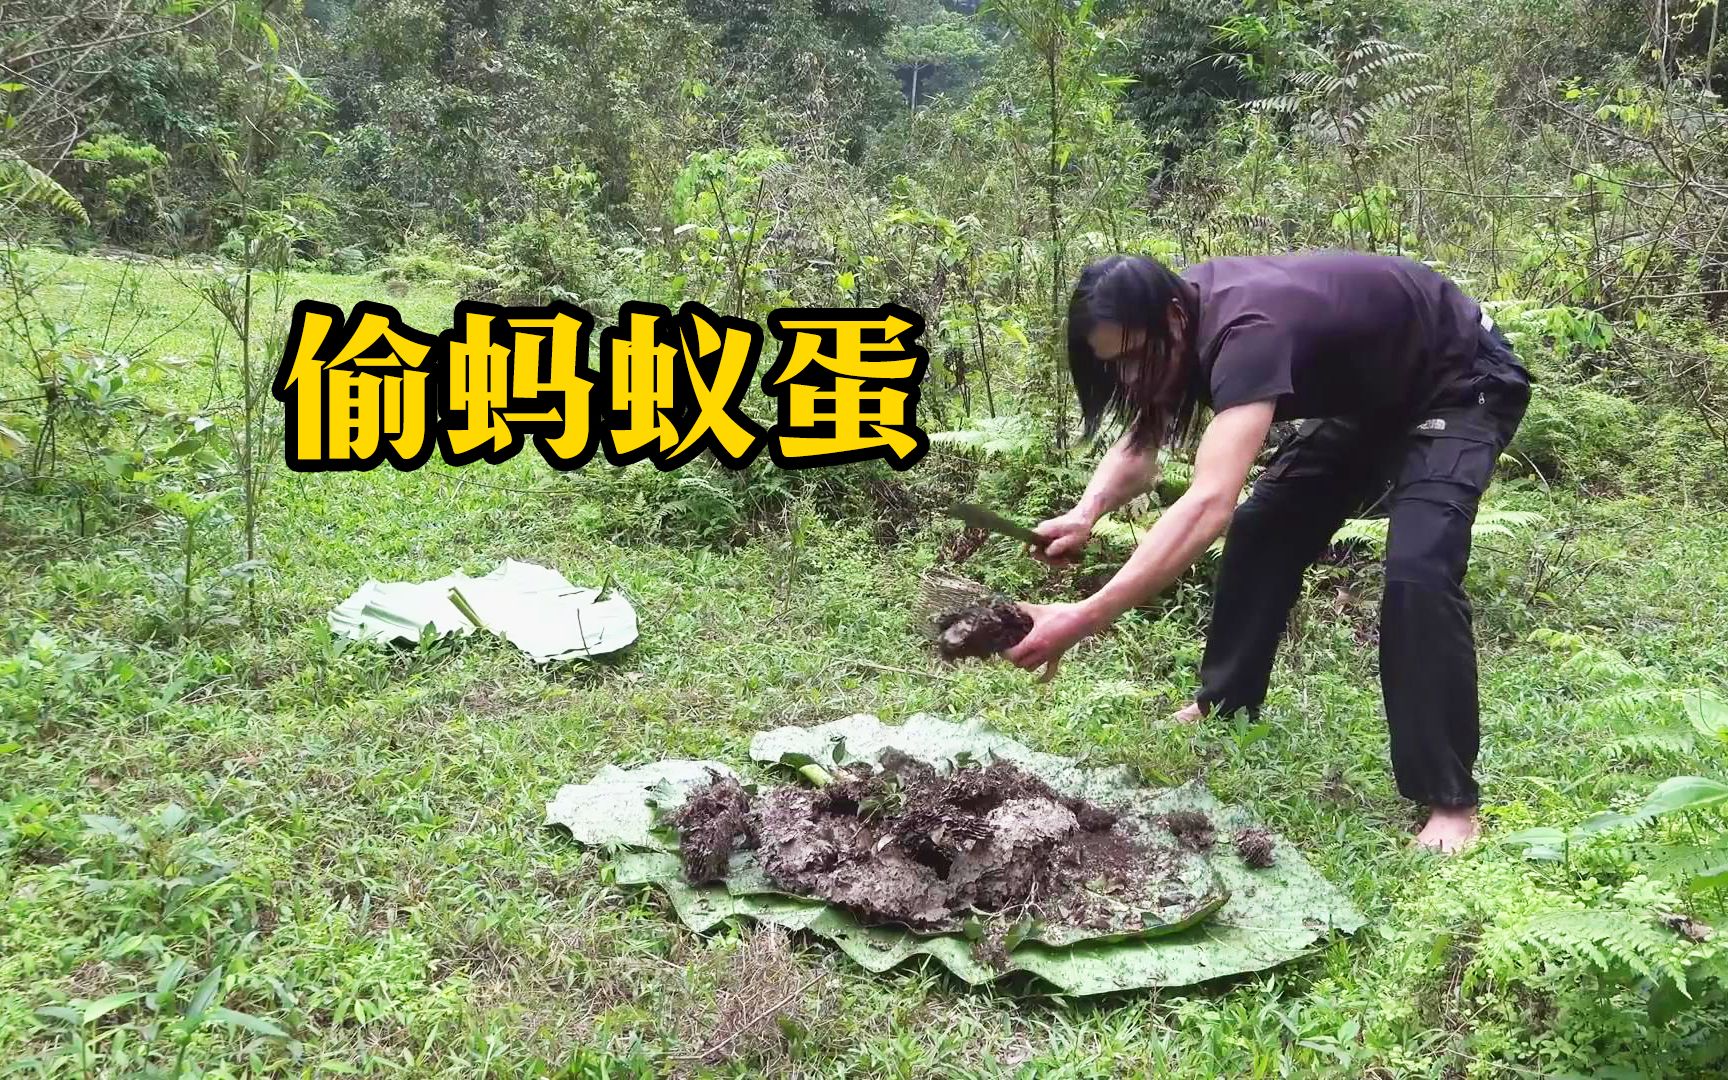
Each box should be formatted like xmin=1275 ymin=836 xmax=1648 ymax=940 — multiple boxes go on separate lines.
xmin=1066 ymin=254 xmax=1202 ymax=450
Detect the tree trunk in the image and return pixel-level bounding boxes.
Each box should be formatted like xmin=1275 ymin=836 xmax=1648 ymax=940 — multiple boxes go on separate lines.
xmin=1046 ymin=34 xmax=1067 ymax=451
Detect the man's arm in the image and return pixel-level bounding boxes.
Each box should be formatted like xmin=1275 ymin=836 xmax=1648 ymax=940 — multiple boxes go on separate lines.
xmin=1032 ymin=432 xmax=1161 ymax=563
xmin=1074 ymin=431 xmax=1162 ymax=522
xmin=1005 ymin=401 xmax=1275 ymax=678
xmin=1084 ymin=402 xmax=1275 ymax=622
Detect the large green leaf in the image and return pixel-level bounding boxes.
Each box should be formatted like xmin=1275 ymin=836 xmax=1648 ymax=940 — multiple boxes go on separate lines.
xmin=749 ymin=712 xmax=1103 ymax=794
xmin=1009 ymin=784 xmax=1363 ymax=994
xmin=550 ymin=715 xmax=1364 ymax=994
xmin=755 ymin=716 xmax=1364 ymax=980
xmin=329 ymin=559 xmax=637 ymax=662
xmin=615 ymin=852 xmax=998 ymax=982
xmin=1683 ymin=690 xmax=1728 ymax=741
xmin=1633 ymin=776 xmax=1728 ymax=821
xmin=448 ymin=560 xmax=638 ymax=662
xmin=327 ymin=575 xmax=476 ymax=644
xmin=544 ymin=760 xmax=737 ymax=849
xmin=616 ymin=844 xmax=1227 ymax=950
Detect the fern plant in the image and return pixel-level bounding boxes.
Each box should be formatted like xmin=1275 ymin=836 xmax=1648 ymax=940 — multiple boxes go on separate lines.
xmin=0 ymin=154 xmax=88 ymax=224
xmin=1493 ymin=631 xmax=1728 ymax=1025
xmin=1228 ymin=34 xmax=1441 ymax=248
xmin=928 ymin=414 xmax=1041 ymax=459
xmin=1486 ymin=810 xmax=1728 ymax=1029
xmin=1522 ymin=629 xmax=1728 ymax=762
xmin=1480 ymin=905 xmax=1697 ymax=993
xmin=1248 ymin=39 xmax=1441 ymax=152
xmin=1602 ymin=688 xmax=1728 ymax=759
xmin=1330 ymin=508 xmax=1544 ymax=552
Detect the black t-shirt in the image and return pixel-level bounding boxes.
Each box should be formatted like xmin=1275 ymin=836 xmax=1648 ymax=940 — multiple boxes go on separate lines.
xmin=1183 ymin=251 xmax=1484 ymax=421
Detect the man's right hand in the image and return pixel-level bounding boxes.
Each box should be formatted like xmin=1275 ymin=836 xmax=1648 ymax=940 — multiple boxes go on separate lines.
xmin=1031 ymin=509 xmax=1095 ymax=565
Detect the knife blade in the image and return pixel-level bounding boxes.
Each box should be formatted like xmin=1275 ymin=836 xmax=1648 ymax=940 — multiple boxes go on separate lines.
xmin=947 ymin=501 xmax=1051 ymax=549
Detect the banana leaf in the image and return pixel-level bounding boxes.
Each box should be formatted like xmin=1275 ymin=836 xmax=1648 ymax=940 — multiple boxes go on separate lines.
xmin=545 ymin=714 xmax=1365 ymax=995
xmin=328 ymin=559 xmax=637 ymax=662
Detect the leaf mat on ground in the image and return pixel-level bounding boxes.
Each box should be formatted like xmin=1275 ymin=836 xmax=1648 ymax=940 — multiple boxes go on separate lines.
xmin=546 ymin=714 xmax=1365 ymax=994
xmin=328 ymin=558 xmax=637 ymax=661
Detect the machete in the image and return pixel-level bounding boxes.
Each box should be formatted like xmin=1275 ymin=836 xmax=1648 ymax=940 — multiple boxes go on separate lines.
xmin=946 ymin=501 xmax=1051 ymax=550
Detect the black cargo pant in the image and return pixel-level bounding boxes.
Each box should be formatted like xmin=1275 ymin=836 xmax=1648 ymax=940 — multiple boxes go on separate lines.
xmin=1196 ymin=323 xmax=1531 ymax=808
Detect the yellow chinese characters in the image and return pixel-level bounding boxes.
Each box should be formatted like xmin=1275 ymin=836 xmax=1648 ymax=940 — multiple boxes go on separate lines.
xmin=442 ymin=302 xmax=597 ymax=467
xmin=763 ymin=305 xmax=929 ymax=469
xmin=271 ymin=299 xmax=926 ymax=474
xmin=273 ymin=300 xmax=437 ymax=471
xmin=600 ymin=302 xmax=765 ymax=469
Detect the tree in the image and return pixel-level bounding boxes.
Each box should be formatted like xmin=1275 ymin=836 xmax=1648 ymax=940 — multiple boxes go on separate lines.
xmin=983 ymin=0 xmax=1126 ymax=449
xmin=0 ymin=0 xmax=227 ymax=173
xmin=884 ymin=10 xmax=986 ymax=121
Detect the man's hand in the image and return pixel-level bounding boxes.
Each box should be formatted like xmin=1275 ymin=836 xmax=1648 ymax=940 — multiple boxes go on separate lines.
xmin=1004 ymin=601 xmax=1104 ymax=682
xmin=1031 ymin=510 xmax=1095 ymax=565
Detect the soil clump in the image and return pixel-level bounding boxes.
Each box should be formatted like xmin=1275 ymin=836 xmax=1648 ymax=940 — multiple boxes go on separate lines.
xmin=670 ymin=773 xmax=752 ymax=883
xmin=1160 ymin=810 xmax=1217 ymax=852
xmin=675 ymin=759 xmax=1200 ymax=945
xmin=933 ymin=603 xmax=1033 ymax=660
xmin=1234 ymin=826 xmax=1276 ymax=868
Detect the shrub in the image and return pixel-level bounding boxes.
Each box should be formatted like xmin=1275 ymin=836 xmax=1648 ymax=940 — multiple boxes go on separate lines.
xmin=1506 ymin=382 xmax=1646 ymax=489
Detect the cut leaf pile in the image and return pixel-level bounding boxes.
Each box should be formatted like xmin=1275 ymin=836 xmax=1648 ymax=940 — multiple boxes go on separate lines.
xmin=545 ymin=714 xmax=1366 ymax=995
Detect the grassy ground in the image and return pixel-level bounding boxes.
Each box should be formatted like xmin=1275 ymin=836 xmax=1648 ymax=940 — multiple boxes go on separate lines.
xmin=3 ymin=253 xmax=1727 ymax=1076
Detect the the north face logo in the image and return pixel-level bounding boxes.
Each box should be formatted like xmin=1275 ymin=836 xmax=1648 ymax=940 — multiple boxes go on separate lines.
xmin=1417 ymin=418 xmax=1447 ymax=432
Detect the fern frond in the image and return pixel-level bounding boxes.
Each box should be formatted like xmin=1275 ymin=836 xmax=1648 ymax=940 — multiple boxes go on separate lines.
xmin=1492 ymin=909 xmax=1691 ymax=988
xmin=1638 ymin=838 xmax=1728 ymax=892
xmin=928 ymin=414 xmax=1039 ymax=459
xmin=1249 ymin=94 xmax=1303 ymax=115
xmin=1230 ymin=213 xmax=1276 ymax=233
xmin=1329 ymin=508 xmax=1541 ymax=553
xmin=1528 ymin=628 xmax=1655 ymax=686
xmin=1344 ymin=39 xmax=1409 ymax=65
xmin=1376 ymin=134 xmax=1424 ymax=155
xmin=1331 ymin=515 xmax=1390 ymax=548
xmin=1090 ymin=516 xmax=1147 ymax=545
xmin=1362 ymin=84 xmax=1446 ymax=121
xmin=1291 ymin=71 xmax=1344 ymax=96
xmin=1597 ymin=687 xmax=1727 ymax=737
xmin=1595 ymin=687 xmax=1672 ymax=711
xmin=1605 ymin=728 xmax=1698 ymax=758
xmin=0 ymin=155 xmax=89 ymax=224
xmin=1468 ymin=508 xmax=1543 ymax=539
xmin=1352 ymin=52 xmax=1424 ymax=80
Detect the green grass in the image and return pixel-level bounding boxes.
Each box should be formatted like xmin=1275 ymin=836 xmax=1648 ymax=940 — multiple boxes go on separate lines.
xmin=3 ymin=253 xmax=1727 ymax=1076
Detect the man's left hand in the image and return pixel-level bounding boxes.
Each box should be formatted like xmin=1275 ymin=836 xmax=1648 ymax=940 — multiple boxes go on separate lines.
xmin=1004 ymin=601 xmax=1104 ymax=682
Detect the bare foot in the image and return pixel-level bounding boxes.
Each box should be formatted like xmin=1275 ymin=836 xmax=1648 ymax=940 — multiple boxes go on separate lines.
xmin=1168 ymin=701 xmax=1208 ymax=725
xmin=1414 ymin=805 xmax=1479 ymax=853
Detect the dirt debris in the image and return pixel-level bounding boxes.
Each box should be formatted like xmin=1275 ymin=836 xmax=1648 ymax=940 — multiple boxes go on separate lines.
xmin=671 ymin=773 xmax=753 ymax=883
xmin=1160 ymin=810 xmax=1217 ymax=852
xmin=681 ymin=760 xmax=1189 ymax=950
xmin=1234 ymin=827 xmax=1276 ymax=868
xmin=933 ymin=602 xmax=1033 ymax=660
xmin=1661 ymin=911 xmax=1714 ymax=943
